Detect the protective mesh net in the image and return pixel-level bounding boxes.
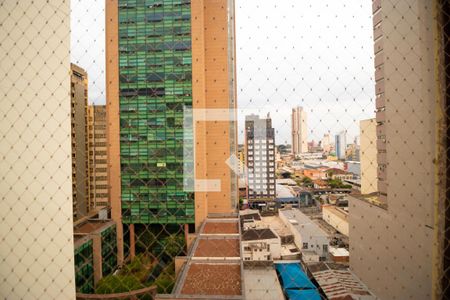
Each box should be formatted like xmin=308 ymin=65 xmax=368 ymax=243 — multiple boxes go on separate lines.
xmin=1 ymin=0 xmax=450 ymax=299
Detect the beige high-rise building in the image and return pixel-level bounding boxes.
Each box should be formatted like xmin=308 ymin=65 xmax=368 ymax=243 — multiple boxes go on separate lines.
xmin=88 ymin=105 xmax=109 ymax=209
xmin=71 ymin=63 xmax=90 ymax=220
xmin=0 ymin=1 xmax=76 ymax=297
xmin=359 ymin=119 xmax=378 ymax=195
xmin=291 ymin=106 xmax=308 ymax=155
xmin=349 ymin=1 xmax=439 ymax=299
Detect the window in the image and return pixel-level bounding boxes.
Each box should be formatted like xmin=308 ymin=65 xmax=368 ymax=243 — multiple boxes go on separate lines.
xmin=302 ymin=242 xmax=308 ymax=249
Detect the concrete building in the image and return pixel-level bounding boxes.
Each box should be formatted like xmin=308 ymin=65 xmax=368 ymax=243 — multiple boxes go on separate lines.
xmin=335 ymin=131 xmax=346 ymax=160
xmin=106 ymin=0 xmax=238 ymax=262
xmin=321 ymin=134 xmax=332 ymax=154
xmin=349 ymin=2 xmax=438 ymax=299
xmin=71 ymin=63 xmax=90 ymax=220
xmin=0 ymin=1 xmax=76 ymax=297
xmin=326 ymin=168 xmax=354 ymax=181
xmin=345 ymin=161 xmax=361 ymax=177
xmin=322 ymin=205 xmax=349 ymax=237
xmin=279 ymin=209 xmax=329 ymax=261
xmin=74 ymin=216 xmax=117 ymax=293
xmin=359 ymin=118 xmax=378 ymax=194
xmin=245 ymin=114 xmax=276 ymax=202
xmin=291 ymin=106 xmax=308 ymax=155
xmin=88 ymin=105 xmax=109 ymax=209
xmin=242 ymin=228 xmax=281 ymax=261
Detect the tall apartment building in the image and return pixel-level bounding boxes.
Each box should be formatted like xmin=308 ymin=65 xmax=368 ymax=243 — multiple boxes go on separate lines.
xmin=0 ymin=1 xmax=76 ymax=297
xmin=321 ymin=133 xmax=332 ymax=153
xmin=245 ymin=114 xmax=276 ymax=203
xmin=71 ymin=63 xmax=90 ymax=220
xmin=335 ymin=131 xmax=346 ymax=160
xmin=349 ymin=1 xmax=439 ymax=299
xmin=106 ymin=0 xmax=237 ymax=262
xmin=88 ymin=105 xmax=109 ymax=209
xmin=291 ymin=106 xmax=308 ymax=155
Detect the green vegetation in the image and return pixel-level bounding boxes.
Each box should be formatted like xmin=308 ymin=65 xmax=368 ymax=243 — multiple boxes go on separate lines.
xmin=96 ymin=274 xmax=144 ymax=294
xmin=328 ymin=179 xmax=352 ymax=189
xmin=280 ymin=171 xmax=291 ymax=179
xmin=95 ymin=232 xmax=185 ymax=296
xmin=297 ymin=176 xmax=313 ymax=187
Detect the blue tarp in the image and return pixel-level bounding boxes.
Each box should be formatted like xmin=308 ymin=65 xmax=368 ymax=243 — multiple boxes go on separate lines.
xmin=275 ymin=263 xmax=316 ymax=290
xmin=285 ymin=289 xmax=321 ymax=300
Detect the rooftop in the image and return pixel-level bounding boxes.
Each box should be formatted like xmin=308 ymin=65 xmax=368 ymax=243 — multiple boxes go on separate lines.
xmin=180 ymin=263 xmax=241 ymax=296
xmin=323 ymin=205 xmax=348 ymax=221
xmin=350 ymin=193 xmax=388 ymax=210
xmin=243 ymin=267 xmax=284 ymax=300
xmin=329 ymin=247 xmax=349 ymax=257
xmin=308 ymin=262 xmax=375 ymax=300
xmin=328 ymin=168 xmax=351 ymax=175
xmin=276 ymin=184 xmax=296 ymax=199
xmin=73 ymin=219 xmax=114 ymax=235
xmin=194 ymin=238 xmax=240 ymax=257
xmin=276 ymin=178 xmax=297 ymax=186
xmin=171 ymin=216 xmax=243 ymax=298
xmin=203 ymin=222 xmax=239 ymax=234
xmin=280 ymin=209 xmax=329 ymax=239
xmin=242 ymin=228 xmax=277 ymax=241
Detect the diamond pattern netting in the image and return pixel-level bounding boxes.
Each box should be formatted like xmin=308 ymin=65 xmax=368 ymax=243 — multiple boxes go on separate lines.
xmin=1 ymin=0 xmax=450 ymax=299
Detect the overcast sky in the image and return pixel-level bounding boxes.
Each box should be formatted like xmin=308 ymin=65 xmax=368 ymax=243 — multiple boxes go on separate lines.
xmin=71 ymin=0 xmax=375 ymax=145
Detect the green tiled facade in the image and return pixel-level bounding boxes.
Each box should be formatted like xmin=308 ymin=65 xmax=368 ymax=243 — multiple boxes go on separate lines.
xmin=101 ymin=225 xmax=118 ymax=276
xmin=118 ymin=0 xmax=194 ymax=224
xmin=75 ymin=239 xmax=94 ymax=293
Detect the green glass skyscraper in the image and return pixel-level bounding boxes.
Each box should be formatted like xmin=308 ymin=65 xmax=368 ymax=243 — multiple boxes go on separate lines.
xmin=106 ymin=0 xmax=237 ymax=263
xmin=116 ymin=0 xmax=194 ymax=225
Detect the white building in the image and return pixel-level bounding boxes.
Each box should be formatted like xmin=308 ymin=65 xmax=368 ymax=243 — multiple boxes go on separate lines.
xmin=279 ymin=209 xmax=329 ymax=261
xmin=322 ymin=205 xmax=349 ymax=237
xmin=245 ymin=114 xmax=276 ymax=201
xmin=291 ymin=106 xmax=308 ymax=155
xmin=335 ymin=131 xmax=347 ymax=160
xmin=242 ymin=228 xmax=281 ymax=261
xmin=321 ymin=134 xmax=332 ymax=153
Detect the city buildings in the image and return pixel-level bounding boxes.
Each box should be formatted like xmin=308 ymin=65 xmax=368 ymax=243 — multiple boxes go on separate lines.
xmin=106 ymin=0 xmax=238 ymax=262
xmin=291 ymin=106 xmax=308 ymax=155
xmin=345 ymin=142 xmax=360 ymax=161
xmin=359 ymin=118 xmax=377 ymax=194
xmin=245 ymin=114 xmax=276 ymax=203
xmin=335 ymin=131 xmax=346 ymax=160
xmin=71 ymin=63 xmax=90 ymax=220
xmin=349 ymin=1 xmax=438 ymax=299
xmin=87 ymin=105 xmax=109 ymax=209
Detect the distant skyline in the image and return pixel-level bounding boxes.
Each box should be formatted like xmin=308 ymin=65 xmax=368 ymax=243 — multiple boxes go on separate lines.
xmin=71 ymin=0 xmax=375 ymax=144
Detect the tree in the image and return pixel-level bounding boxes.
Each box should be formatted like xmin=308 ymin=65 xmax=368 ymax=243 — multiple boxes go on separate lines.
xmin=162 ymin=234 xmax=185 ymax=258
xmin=281 ymin=172 xmax=291 ymax=179
xmin=154 ymin=273 xmax=175 ymax=293
xmin=95 ymin=275 xmax=144 ymax=294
